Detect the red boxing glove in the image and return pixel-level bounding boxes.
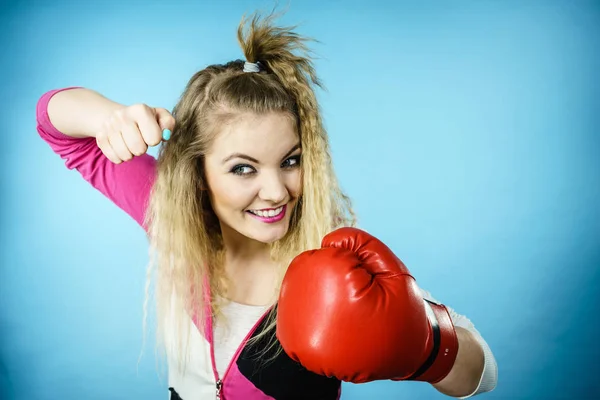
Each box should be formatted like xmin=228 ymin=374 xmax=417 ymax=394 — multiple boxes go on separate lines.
xmin=276 ymin=227 xmax=459 ymax=384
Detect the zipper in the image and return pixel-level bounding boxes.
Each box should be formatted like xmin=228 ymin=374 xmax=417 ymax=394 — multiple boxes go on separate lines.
xmin=208 ymin=305 xmax=274 ymax=400
xmin=215 ymin=379 xmax=222 ymax=399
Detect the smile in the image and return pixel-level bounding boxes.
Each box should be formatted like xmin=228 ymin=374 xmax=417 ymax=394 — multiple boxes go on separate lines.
xmin=248 ymin=206 xmax=284 ymax=217
xmin=247 ymin=205 xmax=287 ymax=223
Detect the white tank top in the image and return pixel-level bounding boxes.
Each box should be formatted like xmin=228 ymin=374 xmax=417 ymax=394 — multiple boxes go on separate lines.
xmin=212 ymin=301 xmax=270 ymax=377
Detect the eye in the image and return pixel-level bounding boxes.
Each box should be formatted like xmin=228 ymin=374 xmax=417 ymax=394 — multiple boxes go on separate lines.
xmin=230 ymin=164 xmax=256 ymax=176
xmin=282 ymin=155 xmax=301 ymax=169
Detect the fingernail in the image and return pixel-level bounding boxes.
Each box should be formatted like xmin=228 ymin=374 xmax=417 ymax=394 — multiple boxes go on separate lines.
xmin=162 ymin=129 xmax=171 ymax=141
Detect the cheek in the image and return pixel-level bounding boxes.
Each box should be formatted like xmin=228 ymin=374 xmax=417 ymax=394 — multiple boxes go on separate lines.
xmin=209 ymin=178 xmax=255 ymax=211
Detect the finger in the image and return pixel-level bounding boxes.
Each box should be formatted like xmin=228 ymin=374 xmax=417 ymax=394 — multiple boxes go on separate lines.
xmin=136 ymin=113 xmax=163 ymax=147
xmin=96 ymin=135 xmax=122 ymax=164
xmin=154 ymin=108 xmax=176 ymax=142
xmin=108 ymin=131 xmax=134 ymax=162
xmin=154 ymin=108 xmax=176 ymax=131
xmin=121 ymin=122 xmax=148 ymax=156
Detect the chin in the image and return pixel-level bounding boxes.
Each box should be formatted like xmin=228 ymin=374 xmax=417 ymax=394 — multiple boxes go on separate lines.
xmin=248 ymin=225 xmax=290 ymax=244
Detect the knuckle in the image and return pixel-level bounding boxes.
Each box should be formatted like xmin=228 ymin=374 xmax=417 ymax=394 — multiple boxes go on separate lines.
xmin=132 ymin=103 xmax=152 ymax=117
xmin=102 ymin=151 xmax=118 ymax=164
xmin=132 ymin=144 xmax=148 ymax=156
xmin=113 ymin=108 xmax=126 ymax=121
xmin=147 ymin=135 xmax=161 ymax=147
xmin=163 ymin=113 xmax=175 ymax=125
xmin=106 ymin=130 xmax=117 ymax=143
xmin=100 ymin=120 xmax=111 ymax=134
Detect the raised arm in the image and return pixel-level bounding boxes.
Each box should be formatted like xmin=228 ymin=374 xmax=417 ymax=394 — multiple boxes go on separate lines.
xmin=36 ymin=87 xmax=175 ymax=229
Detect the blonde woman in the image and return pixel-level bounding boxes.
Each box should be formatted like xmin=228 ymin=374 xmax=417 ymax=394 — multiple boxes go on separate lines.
xmin=36 ymin=13 xmax=497 ymax=400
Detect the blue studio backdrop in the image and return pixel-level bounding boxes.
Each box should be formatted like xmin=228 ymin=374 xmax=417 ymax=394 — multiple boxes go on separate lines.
xmin=1 ymin=1 xmax=599 ymax=399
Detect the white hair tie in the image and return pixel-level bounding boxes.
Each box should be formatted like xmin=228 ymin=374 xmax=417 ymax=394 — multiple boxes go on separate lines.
xmin=243 ymin=61 xmax=261 ymax=73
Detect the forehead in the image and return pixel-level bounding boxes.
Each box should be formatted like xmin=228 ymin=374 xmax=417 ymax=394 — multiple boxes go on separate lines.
xmin=209 ymin=112 xmax=298 ymax=157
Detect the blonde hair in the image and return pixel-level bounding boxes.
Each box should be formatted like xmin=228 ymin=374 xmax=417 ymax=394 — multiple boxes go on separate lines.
xmin=142 ymin=11 xmax=356 ymax=373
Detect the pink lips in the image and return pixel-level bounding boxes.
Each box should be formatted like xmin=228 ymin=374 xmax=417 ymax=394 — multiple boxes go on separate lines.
xmin=247 ymin=205 xmax=287 ymax=224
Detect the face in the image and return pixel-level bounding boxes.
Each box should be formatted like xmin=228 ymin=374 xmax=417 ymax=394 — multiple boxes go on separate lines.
xmin=204 ymin=112 xmax=302 ymax=245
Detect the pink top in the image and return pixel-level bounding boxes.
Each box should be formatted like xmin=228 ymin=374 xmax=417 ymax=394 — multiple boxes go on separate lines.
xmin=36 ymin=87 xmax=156 ymax=230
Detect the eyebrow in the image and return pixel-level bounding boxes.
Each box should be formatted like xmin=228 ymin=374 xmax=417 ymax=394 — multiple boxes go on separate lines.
xmin=222 ymin=143 xmax=301 ymax=164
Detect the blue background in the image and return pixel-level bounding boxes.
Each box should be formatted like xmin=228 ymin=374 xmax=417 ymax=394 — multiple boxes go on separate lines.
xmin=1 ymin=0 xmax=599 ymax=399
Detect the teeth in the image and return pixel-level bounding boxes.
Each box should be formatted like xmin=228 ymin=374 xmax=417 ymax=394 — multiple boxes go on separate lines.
xmin=251 ymin=206 xmax=283 ymax=217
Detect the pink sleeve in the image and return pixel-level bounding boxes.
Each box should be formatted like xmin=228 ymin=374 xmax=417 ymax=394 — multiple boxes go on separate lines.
xmin=36 ymin=87 xmax=157 ymax=230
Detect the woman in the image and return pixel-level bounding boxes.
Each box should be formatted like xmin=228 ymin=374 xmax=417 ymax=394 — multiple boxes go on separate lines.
xmin=36 ymin=12 xmax=497 ymax=400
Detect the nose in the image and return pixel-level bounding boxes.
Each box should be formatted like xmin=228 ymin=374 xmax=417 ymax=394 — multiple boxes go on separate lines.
xmin=258 ymin=170 xmax=288 ymax=205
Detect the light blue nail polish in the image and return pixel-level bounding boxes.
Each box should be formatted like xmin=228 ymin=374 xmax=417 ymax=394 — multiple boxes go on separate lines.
xmin=162 ymin=129 xmax=171 ymax=141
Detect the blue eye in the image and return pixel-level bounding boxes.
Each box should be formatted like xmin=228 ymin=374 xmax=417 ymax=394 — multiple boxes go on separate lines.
xmin=230 ymin=164 xmax=255 ymax=176
xmin=282 ymin=155 xmax=301 ymax=169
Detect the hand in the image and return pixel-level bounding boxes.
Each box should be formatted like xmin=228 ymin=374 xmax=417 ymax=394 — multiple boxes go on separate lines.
xmin=276 ymin=227 xmax=459 ymax=384
xmin=96 ymin=104 xmax=175 ymax=164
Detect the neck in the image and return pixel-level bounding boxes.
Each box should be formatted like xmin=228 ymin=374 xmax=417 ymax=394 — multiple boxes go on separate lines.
xmin=219 ymin=225 xmax=280 ymax=306
xmin=220 ymin=223 xmax=272 ymax=266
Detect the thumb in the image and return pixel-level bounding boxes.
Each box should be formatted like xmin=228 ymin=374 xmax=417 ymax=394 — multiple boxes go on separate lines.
xmin=153 ymin=107 xmax=176 ymax=139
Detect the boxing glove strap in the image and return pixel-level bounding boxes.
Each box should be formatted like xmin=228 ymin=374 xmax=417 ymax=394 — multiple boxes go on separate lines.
xmin=406 ymin=300 xmax=459 ymax=384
